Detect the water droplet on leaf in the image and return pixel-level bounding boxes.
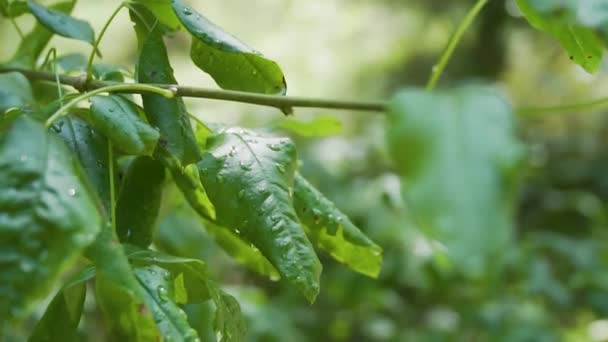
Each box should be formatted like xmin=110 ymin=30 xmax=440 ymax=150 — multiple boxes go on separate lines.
xmin=67 ymin=188 xmax=76 ymax=197
xmin=157 ymin=286 xmax=169 ymax=302
xmin=276 ymin=163 xmax=286 ymax=173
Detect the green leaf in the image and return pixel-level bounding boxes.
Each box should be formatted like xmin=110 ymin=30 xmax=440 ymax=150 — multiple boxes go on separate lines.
xmin=0 ymin=116 xmax=102 ymax=321
xmin=0 ymin=72 xmax=35 ymax=113
xmin=273 ymin=115 xmax=344 ymax=137
xmin=1 ymin=0 xmax=28 ymax=18
xmin=137 ymin=24 xmax=201 ymax=165
xmin=293 ymin=173 xmax=382 ymax=278
xmin=28 ymin=275 xmax=87 ymax=342
xmin=171 ymin=0 xmax=287 ymax=94
xmin=130 ymin=0 xmax=181 ymax=31
xmin=197 ymin=128 xmax=322 ymax=302
xmin=517 ymin=0 xmax=604 ymax=73
xmin=116 ymin=156 xmax=165 ymax=247
xmin=387 ymin=86 xmax=523 ymax=276
xmin=26 ymin=0 xmax=95 ymax=45
xmin=89 ymin=95 xmax=160 ymax=156
xmin=8 ymin=1 xmax=75 ymax=67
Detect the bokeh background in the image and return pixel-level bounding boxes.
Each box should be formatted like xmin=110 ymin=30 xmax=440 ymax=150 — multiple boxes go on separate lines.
xmin=4 ymin=0 xmax=608 ymax=340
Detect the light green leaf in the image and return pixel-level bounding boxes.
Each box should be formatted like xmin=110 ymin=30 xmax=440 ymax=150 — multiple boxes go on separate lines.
xmin=130 ymin=0 xmax=182 ymax=31
xmin=387 ymin=86 xmax=523 ymax=276
xmin=517 ymin=0 xmax=604 ymax=73
xmin=116 ymin=156 xmax=165 ymax=248
xmin=0 ymin=72 xmax=35 ymax=112
xmin=1 ymin=0 xmax=29 ymax=17
xmin=273 ymin=115 xmax=344 ymax=137
xmin=293 ymin=173 xmax=382 ymax=278
xmin=89 ymin=95 xmax=160 ymax=156
xmin=137 ymin=24 xmax=201 ymax=164
xmin=0 ymin=116 xmax=102 ymax=321
xmin=171 ymin=0 xmax=286 ymax=94
xmin=27 ymin=0 xmax=95 ymax=45
xmin=197 ymin=128 xmax=322 ymax=302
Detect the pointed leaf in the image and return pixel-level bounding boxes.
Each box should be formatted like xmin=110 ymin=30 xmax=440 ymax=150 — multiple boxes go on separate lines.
xmin=274 ymin=115 xmax=344 ymax=137
xmin=89 ymin=95 xmax=160 ymax=156
xmin=27 ymin=0 xmax=95 ymax=45
xmin=116 ymin=156 xmax=165 ymax=247
xmin=171 ymin=0 xmax=286 ymax=94
xmin=137 ymin=24 xmax=201 ymax=164
xmin=197 ymin=128 xmax=322 ymax=302
xmin=387 ymin=86 xmax=523 ymax=276
xmin=0 ymin=116 xmax=102 ymax=321
xmin=293 ymin=173 xmax=382 ymax=278
xmin=0 ymin=72 xmax=35 ymax=112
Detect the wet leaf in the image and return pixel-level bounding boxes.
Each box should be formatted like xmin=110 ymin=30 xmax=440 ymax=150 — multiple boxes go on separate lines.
xmin=197 ymin=128 xmax=322 ymax=302
xmin=27 ymin=0 xmax=95 ymax=45
xmin=171 ymin=0 xmax=286 ymax=94
xmin=89 ymin=95 xmax=160 ymax=156
xmin=0 ymin=116 xmax=102 ymax=321
xmin=293 ymin=173 xmax=382 ymax=278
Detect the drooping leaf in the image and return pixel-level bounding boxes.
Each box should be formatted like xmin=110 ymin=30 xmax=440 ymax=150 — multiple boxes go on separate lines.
xmin=0 ymin=116 xmax=102 ymax=321
xmin=89 ymin=95 xmax=160 ymax=156
xmin=26 ymin=0 xmax=95 ymax=46
xmin=171 ymin=0 xmax=286 ymax=94
xmin=116 ymin=156 xmax=165 ymax=247
xmin=293 ymin=173 xmax=382 ymax=278
xmin=1 ymin=0 xmax=29 ymax=17
xmin=28 ymin=273 xmax=88 ymax=342
xmin=517 ymin=0 xmax=604 ymax=73
xmin=387 ymin=86 xmax=523 ymax=276
xmin=0 ymin=72 xmax=35 ymax=112
xmin=137 ymin=24 xmax=201 ymax=164
xmin=197 ymin=128 xmax=322 ymax=302
xmin=273 ymin=115 xmax=344 ymax=137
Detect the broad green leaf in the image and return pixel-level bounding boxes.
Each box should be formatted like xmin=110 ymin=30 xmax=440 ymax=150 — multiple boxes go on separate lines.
xmin=130 ymin=0 xmax=182 ymax=31
xmin=28 ymin=276 xmax=87 ymax=342
xmin=27 ymin=0 xmax=95 ymax=46
xmin=1 ymin=0 xmax=28 ymax=17
xmin=0 ymin=72 xmax=35 ymax=112
xmin=517 ymin=0 xmax=604 ymax=73
xmin=8 ymin=1 xmax=75 ymax=67
xmin=387 ymin=86 xmax=523 ymax=276
xmin=0 ymin=116 xmax=102 ymax=321
xmin=89 ymin=95 xmax=160 ymax=156
xmin=116 ymin=156 xmax=165 ymax=247
xmin=137 ymin=24 xmax=201 ymax=164
xmin=273 ymin=115 xmax=344 ymax=137
xmin=293 ymin=173 xmax=382 ymax=278
xmin=171 ymin=0 xmax=287 ymax=94
xmin=197 ymin=128 xmax=322 ymax=302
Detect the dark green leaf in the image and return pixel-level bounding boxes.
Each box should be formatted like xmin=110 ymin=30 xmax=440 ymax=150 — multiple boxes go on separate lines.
xmin=171 ymin=0 xmax=287 ymax=94
xmin=137 ymin=24 xmax=201 ymax=164
xmin=198 ymin=128 xmax=322 ymax=302
xmin=273 ymin=115 xmax=344 ymax=137
xmin=517 ymin=0 xmax=604 ymax=73
xmin=0 ymin=116 xmax=102 ymax=321
xmin=89 ymin=95 xmax=160 ymax=156
xmin=116 ymin=156 xmax=165 ymax=247
xmin=27 ymin=0 xmax=95 ymax=45
xmin=293 ymin=173 xmax=382 ymax=278
xmin=387 ymin=86 xmax=523 ymax=276
xmin=1 ymin=0 xmax=28 ymax=17
xmin=0 ymin=72 xmax=35 ymax=113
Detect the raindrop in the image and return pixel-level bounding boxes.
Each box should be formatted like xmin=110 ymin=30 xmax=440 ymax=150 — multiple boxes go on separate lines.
xmin=275 ymin=163 xmax=286 ymax=174
xmin=67 ymin=188 xmax=77 ymax=197
xmin=168 ymin=85 xmax=178 ymax=94
xmin=372 ymin=250 xmax=381 ymax=256
xmin=235 ymin=228 xmax=241 ymax=234
xmin=288 ymin=187 xmax=293 ymax=198
xmin=239 ymin=162 xmax=252 ymax=171
xmin=162 ymin=270 xmax=171 ymax=280
xmin=250 ymin=244 xmax=259 ymax=252
xmin=157 ymin=286 xmax=169 ymax=302
xmin=267 ymin=143 xmax=280 ymax=151
xmin=182 ymin=7 xmax=193 ymax=15
xmin=229 ymin=146 xmax=237 ymax=156
xmin=19 ymin=155 xmax=28 ymax=162
xmin=270 ymin=214 xmax=280 ymax=223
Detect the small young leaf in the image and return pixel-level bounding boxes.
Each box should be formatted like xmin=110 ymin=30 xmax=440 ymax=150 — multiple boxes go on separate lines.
xmin=273 ymin=115 xmax=344 ymax=137
xmin=27 ymin=0 xmax=95 ymax=45
xmin=89 ymin=95 xmax=160 ymax=156
xmin=0 ymin=72 xmax=35 ymax=112
xmin=137 ymin=24 xmax=201 ymax=164
xmin=0 ymin=116 xmax=102 ymax=321
xmin=171 ymin=0 xmax=287 ymax=94
xmin=198 ymin=128 xmax=322 ymax=302
xmin=116 ymin=156 xmax=165 ymax=248
xmin=293 ymin=173 xmax=382 ymax=278
xmin=130 ymin=0 xmax=182 ymax=31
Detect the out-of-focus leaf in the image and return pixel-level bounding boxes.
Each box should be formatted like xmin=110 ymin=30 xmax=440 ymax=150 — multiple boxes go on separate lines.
xmin=171 ymin=0 xmax=286 ymax=94
xmin=130 ymin=0 xmax=181 ymax=31
xmin=293 ymin=173 xmax=382 ymax=278
xmin=1 ymin=0 xmax=28 ymax=17
xmin=116 ymin=156 xmax=165 ymax=248
xmin=26 ymin=0 xmax=95 ymax=45
xmin=89 ymin=95 xmax=160 ymax=156
xmin=517 ymin=0 xmax=604 ymax=73
xmin=387 ymin=86 xmax=523 ymax=276
xmin=0 ymin=72 xmax=35 ymax=112
xmin=274 ymin=115 xmax=344 ymax=137
xmin=198 ymin=128 xmax=322 ymax=302
xmin=28 ymin=275 xmax=87 ymax=342
xmin=524 ymin=0 xmax=608 ymax=28
xmin=7 ymin=1 xmax=75 ymax=67
xmin=0 ymin=116 xmax=102 ymax=321
xmin=54 ymin=52 xmax=86 ymax=72
xmin=137 ymin=24 xmax=201 ymax=164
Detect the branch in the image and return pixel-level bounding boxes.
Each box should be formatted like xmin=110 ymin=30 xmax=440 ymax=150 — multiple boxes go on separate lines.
xmin=0 ymin=67 xmax=388 ymax=113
